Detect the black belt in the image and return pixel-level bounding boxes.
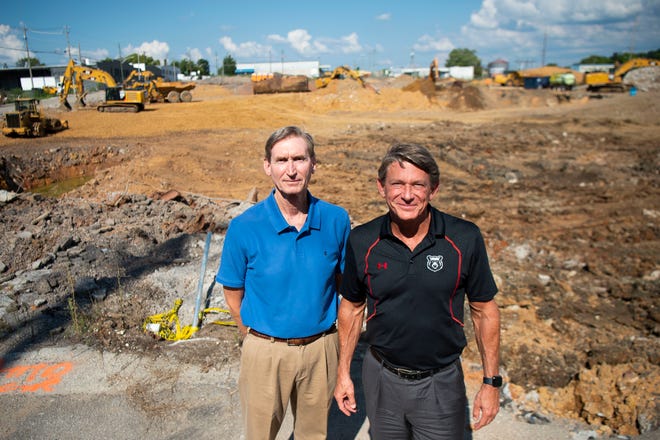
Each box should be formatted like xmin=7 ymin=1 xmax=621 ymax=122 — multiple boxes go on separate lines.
xmin=370 ymin=347 xmax=452 ymax=381
xmin=248 ymin=324 xmax=336 ymax=346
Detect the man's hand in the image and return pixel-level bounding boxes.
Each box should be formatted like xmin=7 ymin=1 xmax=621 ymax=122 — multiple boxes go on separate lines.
xmin=472 ymin=384 xmax=500 ymax=430
xmin=334 ymin=372 xmax=358 ymax=416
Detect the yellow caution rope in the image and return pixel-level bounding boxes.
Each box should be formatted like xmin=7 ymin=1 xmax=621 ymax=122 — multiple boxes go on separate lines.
xmin=142 ymin=298 xmax=235 ymax=341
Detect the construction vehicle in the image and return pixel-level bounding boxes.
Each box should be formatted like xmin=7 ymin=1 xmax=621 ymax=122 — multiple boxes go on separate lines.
xmin=2 ymin=98 xmax=68 ymax=137
xmin=123 ymin=69 xmax=195 ymax=103
xmin=58 ymin=59 xmax=147 ymax=112
xmin=251 ymin=72 xmax=310 ymax=94
xmin=493 ymin=71 xmax=523 ymax=87
xmin=584 ymin=58 xmax=659 ymax=92
xmin=549 ymin=72 xmax=576 ymax=90
xmin=315 ymin=66 xmax=379 ymax=93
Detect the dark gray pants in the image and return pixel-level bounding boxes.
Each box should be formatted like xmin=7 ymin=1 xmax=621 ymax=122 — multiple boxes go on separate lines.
xmin=362 ymin=348 xmax=467 ymax=440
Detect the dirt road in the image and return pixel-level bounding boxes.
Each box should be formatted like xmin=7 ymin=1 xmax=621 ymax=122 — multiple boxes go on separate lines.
xmin=1 ymin=76 xmax=658 ymax=438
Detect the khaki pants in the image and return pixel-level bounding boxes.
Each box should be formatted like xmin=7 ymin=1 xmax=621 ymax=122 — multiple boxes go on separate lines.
xmin=239 ymin=331 xmax=339 ymax=440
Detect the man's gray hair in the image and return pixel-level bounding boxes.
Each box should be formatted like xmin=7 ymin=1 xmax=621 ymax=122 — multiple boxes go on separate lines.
xmin=264 ymin=126 xmax=315 ymax=162
xmin=378 ymin=143 xmax=440 ymax=188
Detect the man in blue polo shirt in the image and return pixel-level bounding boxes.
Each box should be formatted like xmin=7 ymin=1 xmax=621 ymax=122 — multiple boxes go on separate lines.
xmin=334 ymin=143 xmax=501 ymax=439
xmin=216 ymin=126 xmax=351 ymax=440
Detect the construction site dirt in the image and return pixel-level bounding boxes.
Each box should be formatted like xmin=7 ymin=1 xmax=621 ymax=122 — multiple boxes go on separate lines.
xmin=0 ymin=75 xmax=658 ymax=439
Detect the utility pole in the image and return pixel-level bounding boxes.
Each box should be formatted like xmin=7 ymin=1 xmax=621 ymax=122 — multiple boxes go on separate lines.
xmin=541 ymin=31 xmax=547 ymax=67
xmin=65 ymin=25 xmax=72 ymax=61
xmin=118 ymin=43 xmax=124 ymax=83
xmin=22 ymin=24 xmax=35 ymax=90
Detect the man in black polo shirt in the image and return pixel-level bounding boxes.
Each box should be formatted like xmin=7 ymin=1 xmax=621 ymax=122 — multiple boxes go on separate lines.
xmin=334 ymin=143 xmax=501 ymax=439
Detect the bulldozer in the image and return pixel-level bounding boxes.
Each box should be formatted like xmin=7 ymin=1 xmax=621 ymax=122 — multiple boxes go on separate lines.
xmin=123 ymin=70 xmax=195 ymax=103
xmin=585 ymin=58 xmax=659 ymax=92
xmin=2 ymin=98 xmax=68 ymax=138
xmin=59 ymin=59 xmax=147 ymax=112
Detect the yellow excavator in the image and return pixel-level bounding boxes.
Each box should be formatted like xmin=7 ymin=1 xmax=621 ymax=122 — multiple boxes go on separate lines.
xmin=315 ymin=66 xmax=379 ymax=93
xmin=584 ymin=58 xmax=659 ymax=92
xmin=58 ymin=59 xmax=147 ymax=112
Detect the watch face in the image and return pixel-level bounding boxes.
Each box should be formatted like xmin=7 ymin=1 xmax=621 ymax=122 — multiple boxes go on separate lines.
xmin=484 ymin=376 xmax=503 ymax=387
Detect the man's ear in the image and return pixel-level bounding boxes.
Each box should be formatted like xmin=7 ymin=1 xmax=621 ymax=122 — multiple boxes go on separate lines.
xmin=376 ymin=178 xmax=386 ymax=198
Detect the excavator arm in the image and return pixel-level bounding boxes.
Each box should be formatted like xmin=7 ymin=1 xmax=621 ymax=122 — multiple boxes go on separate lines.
xmin=58 ymin=59 xmax=118 ymax=110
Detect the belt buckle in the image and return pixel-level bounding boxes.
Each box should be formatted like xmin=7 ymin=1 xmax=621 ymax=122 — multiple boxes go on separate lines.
xmin=287 ymin=338 xmax=298 ymax=346
xmin=396 ymin=367 xmax=423 ymax=380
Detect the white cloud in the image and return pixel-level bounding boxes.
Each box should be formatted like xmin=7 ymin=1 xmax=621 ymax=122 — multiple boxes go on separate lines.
xmin=0 ymin=25 xmax=24 ymax=63
xmin=376 ymin=13 xmax=391 ymax=21
xmin=412 ymin=35 xmax=454 ymax=53
xmin=339 ymin=33 xmax=362 ymax=54
xmin=84 ymin=48 xmax=110 ymax=63
xmin=187 ymin=48 xmax=203 ymax=62
xmin=124 ymin=40 xmax=170 ymax=63
xmin=267 ymin=34 xmax=287 ymax=44
xmin=461 ymin=0 xmax=656 ymax=65
xmin=287 ymin=29 xmax=315 ymax=55
xmin=219 ymin=36 xmax=272 ymax=59
xmin=470 ymin=0 xmax=499 ymax=29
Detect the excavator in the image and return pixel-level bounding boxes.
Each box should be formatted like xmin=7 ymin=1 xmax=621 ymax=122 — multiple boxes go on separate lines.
xmin=58 ymin=59 xmax=147 ymax=112
xmin=584 ymin=58 xmax=659 ymax=92
xmin=122 ymin=69 xmax=195 ymax=103
xmin=315 ymin=66 xmax=379 ymax=93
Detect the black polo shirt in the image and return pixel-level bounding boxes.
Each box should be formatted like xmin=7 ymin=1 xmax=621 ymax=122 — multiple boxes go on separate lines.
xmin=341 ymin=206 xmax=498 ymax=370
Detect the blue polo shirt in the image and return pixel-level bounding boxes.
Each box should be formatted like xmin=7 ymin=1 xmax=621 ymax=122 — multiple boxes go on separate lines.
xmin=216 ymin=190 xmax=351 ymax=338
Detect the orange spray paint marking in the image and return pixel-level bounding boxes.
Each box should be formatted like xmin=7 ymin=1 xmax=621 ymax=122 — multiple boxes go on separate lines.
xmin=0 ymin=361 xmax=74 ymax=393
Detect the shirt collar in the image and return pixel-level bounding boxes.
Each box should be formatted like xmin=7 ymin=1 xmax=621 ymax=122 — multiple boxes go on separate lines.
xmin=378 ymin=205 xmax=446 ymax=239
xmin=265 ymin=189 xmax=320 ymax=233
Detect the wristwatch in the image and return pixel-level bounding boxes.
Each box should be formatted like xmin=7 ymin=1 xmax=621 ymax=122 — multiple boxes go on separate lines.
xmin=483 ymin=375 xmax=503 ymax=387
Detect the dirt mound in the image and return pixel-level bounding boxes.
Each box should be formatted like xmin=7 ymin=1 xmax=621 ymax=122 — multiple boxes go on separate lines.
xmin=446 ymin=84 xmax=488 ymax=111
xmin=402 ymin=77 xmax=437 ymax=98
xmin=625 ymin=66 xmax=660 ymax=91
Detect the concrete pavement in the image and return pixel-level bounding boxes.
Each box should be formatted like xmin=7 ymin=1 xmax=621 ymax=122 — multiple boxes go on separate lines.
xmin=0 ymin=343 xmax=585 ymax=440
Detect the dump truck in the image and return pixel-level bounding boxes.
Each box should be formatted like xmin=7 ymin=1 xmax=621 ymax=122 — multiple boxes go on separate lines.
xmin=2 ymin=98 xmax=68 ymax=137
xmin=123 ymin=70 xmax=196 ymax=103
xmin=549 ymin=72 xmax=576 ymax=90
xmin=251 ymin=73 xmax=310 ymax=94
xmin=585 ymin=58 xmax=659 ymax=92
xmin=59 ymin=59 xmax=147 ymax=112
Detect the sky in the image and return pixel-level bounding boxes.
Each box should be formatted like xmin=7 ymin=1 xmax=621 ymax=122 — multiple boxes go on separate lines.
xmin=1 ymin=0 xmax=659 ymax=73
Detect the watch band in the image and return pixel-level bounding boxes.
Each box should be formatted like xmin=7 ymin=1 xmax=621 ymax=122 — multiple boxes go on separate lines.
xmin=483 ymin=375 xmax=503 ymax=387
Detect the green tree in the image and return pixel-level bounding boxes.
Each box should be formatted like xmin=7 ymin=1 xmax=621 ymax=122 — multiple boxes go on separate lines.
xmin=197 ymin=58 xmax=210 ymax=76
xmin=579 ymin=55 xmax=611 ymax=64
xmin=124 ymin=53 xmax=160 ymax=66
xmin=16 ymin=57 xmax=42 ymax=67
xmin=643 ymin=48 xmax=660 ymax=59
xmin=445 ymin=48 xmax=482 ymax=77
xmin=173 ymin=58 xmax=196 ymax=75
xmin=222 ymin=54 xmax=237 ymax=75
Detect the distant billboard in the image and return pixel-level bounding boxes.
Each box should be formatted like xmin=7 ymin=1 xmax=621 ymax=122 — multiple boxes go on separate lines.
xmin=20 ymin=76 xmax=57 ymax=91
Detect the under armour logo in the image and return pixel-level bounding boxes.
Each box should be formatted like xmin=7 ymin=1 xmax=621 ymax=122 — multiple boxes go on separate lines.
xmin=377 ymin=262 xmax=388 ymax=270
